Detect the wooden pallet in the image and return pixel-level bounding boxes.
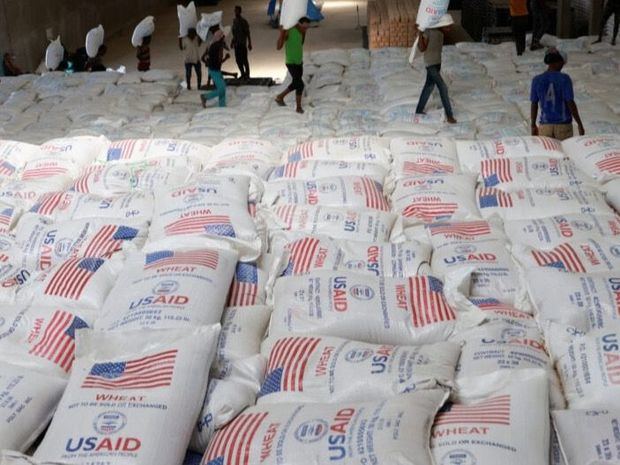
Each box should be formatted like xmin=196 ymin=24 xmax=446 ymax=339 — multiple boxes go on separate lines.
xmin=367 ymin=0 xmax=420 ymax=48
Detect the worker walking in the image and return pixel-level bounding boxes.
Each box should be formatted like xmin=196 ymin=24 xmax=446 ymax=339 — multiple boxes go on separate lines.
xmin=530 ymin=0 xmax=548 ymax=50
xmin=137 ymin=36 xmax=151 ymax=72
xmin=275 ymin=17 xmax=311 ymax=114
xmin=200 ymin=30 xmax=230 ymax=108
xmin=232 ymin=6 xmax=252 ymax=81
xmin=510 ymin=0 xmax=529 ymax=55
xmin=594 ymin=0 xmax=620 ymax=45
xmin=414 ymin=14 xmax=457 ymax=124
xmin=530 ymin=49 xmax=585 ymax=140
xmin=179 ymin=28 xmax=202 ymax=90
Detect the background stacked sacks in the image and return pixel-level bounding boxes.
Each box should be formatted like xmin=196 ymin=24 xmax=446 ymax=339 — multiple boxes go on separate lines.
xmin=0 ymin=48 xmax=617 ymax=465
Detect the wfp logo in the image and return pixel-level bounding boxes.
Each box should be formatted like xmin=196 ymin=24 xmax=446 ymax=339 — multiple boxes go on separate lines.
xmin=441 ymin=449 xmax=477 ymax=465
xmin=153 ymin=280 xmax=179 ymax=295
xmin=345 ymin=348 xmax=373 ymax=363
xmin=294 ymin=419 xmax=328 ymax=443
xmin=349 ymin=285 xmax=375 ymax=301
xmin=93 ymin=411 xmax=127 ymax=434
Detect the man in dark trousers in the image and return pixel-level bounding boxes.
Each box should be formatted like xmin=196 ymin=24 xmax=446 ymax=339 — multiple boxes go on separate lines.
xmin=232 ymin=5 xmax=252 ymax=81
xmin=510 ymin=0 xmax=529 ymax=55
xmin=594 ymin=0 xmax=620 ymax=45
xmin=530 ymin=0 xmax=548 ymax=50
xmin=275 ymin=17 xmax=311 ymax=114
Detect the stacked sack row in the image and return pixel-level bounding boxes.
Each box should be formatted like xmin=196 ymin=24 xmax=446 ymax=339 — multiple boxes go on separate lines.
xmin=0 ymin=135 xmax=278 ymax=464
xmin=0 ymin=133 xmax=618 ymax=464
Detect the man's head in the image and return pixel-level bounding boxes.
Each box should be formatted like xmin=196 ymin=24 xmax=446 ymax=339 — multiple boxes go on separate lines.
xmin=188 ymin=27 xmax=197 ymax=39
xmin=298 ymin=17 xmax=311 ymax=32
xmin=544 ymin=48 xmax=567 ymax=71
xmin=235 ymin=6 xmax=242 ymax=17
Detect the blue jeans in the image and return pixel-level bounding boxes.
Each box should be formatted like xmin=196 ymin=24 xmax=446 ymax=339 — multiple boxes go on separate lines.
xmin=415 ymin=64 xmax=454 ymax=119
xmin=202 ymin=69 xmax=226 ymax=107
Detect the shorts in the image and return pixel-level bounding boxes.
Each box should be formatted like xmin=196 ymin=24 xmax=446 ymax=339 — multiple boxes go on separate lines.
xmin=538 ymin=123 xmax=574 ymax=141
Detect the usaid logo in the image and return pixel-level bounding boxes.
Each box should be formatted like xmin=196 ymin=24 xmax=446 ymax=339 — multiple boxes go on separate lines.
xmin=153 ymin=280 xmax=179 ymax=295
xmin=93 ymin=411 xmax=127 ymax=435
xmin=54 ymin=238 xmax=74 ymax=258
xmin=345 ymin=348 xmax=373 ymax=363
xmin=441 ymin=449 xmax=477 ymax=465
xmin=350 ymin=285 xmax=374 ymax=300
xmin=112 ymin=169 xmax=129 ymax=180
xmin=295 ymin=419 xmax=328 ymax=443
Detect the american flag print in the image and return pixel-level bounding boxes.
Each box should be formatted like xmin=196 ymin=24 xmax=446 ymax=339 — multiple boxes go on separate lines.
xmin=469 ymin=298 xmax=534 ymax=320
xmin=428 ymin=221 xmax=491 ymax=239
xmin=478 ymin=188 xmax=513 ymax=208
xmin=287 ymin=141 xmax=314 ymax=162
xmin=144 ymin=249 xmax=219 ymax=270
xmin=0 ymin=207 xmax=14 ymax=229
xmin=402 ymin=198 xmax=459 ymax=223
xmin=274 ymin=205 xmax=298 ymax=229
xmin=164 ymin=214 xmax=235 ymax=238
xmin=227 ymin=263 xmax=259 ymax=307
xmin=595 ymin=155 xmax=620 ymax=175
xmin=44 ymin=257 xmax=105 ymax=300
xmin=202 ymin=412 xmax=269 ymax=465
xmin=31 ymin=192 xmax=68 ymax=216
xmin=81 ymin=349 xmax=177 ymax=390
xmin=481 ymin=159 xmax=513 ymax=186
xmin=260 ymin=337 xmax=321 ymax=395
xmin=531 ymin=243 xmax=586 ymax=272
xmin=106 ymin=140 xmax=140 ymax=161
xmin=81 ymin=225 xmax=139 ymax=258
xmin=408 ymin=276 xmax=456 ymax=328
xmin=282 ymin=237 xmax=322 ymax=275
xmin=539 ymin=137 xmax=561 ymax=152
xmin=434 ymin=395 xmax=511 ymax=426
xmin=0 ymin=160 xmax=16 ymax=177
xmin=28 ymin=310 xmax=88 ymax=372
xmin=359 ymin=177 xmax=389 ymax=210
xmin=21 ymin=162 xmax=69 ymax=181
xmin=72 ymin=166 xmax=102 ymax=193
xmin=402 ymin=160 xmax=455 ymax=175
xmin=272 ymin=162 xmax=301 ymax=179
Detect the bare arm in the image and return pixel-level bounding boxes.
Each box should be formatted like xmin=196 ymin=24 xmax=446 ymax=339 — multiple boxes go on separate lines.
xmin=247 ymin=23 xmax=253 ymax=50
xmin=530 ymin=102 xmax=539 ymax=136
xmin=178 ymin=38 xmax=184 ymax=50
xmin=277 ymin=28 xmax=287 ymax=50
xmin=301 ymin=30 xmax=306 ymax=44
xmin=567 ymin=100 xmax=585 ymax=135
xmin=417 ymin=31 xmax=429 ymax=52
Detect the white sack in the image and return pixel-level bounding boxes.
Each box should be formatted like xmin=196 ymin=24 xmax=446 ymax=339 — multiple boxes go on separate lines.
xmin=85 ymin=25 xmax=104 ymax=59
xmin=202 ymin=390 xmax=448 ymax=465
xmin=96 ymin=247 xmax=237 ymax=331
xmin=31 ymin=326 xmax=219 ymax=465
xmin=258 ymin=335 xmax=459 ymax=403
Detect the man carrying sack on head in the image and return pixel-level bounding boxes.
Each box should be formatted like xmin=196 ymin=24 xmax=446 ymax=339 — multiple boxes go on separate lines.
xmin=413 ymin=14 xmax=457 ymax=124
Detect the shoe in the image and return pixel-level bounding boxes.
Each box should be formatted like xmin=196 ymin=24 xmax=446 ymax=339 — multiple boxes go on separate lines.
xmin=593 ymin=38 xmax=603 ymax=44
xmin=530 ymin=43 xmax=544 ymax=51
xmin=187 ymin=86 xmax=192 ymax=91
xmin=446 ymin=116 xmax=457 ymax=124
xmin=200 ymin=94 xmax=207 ymax=108
xmin=296 ymin=107 xmax=305 ymax=114
xmin=275 ymin=97 xmax=286 ymax=107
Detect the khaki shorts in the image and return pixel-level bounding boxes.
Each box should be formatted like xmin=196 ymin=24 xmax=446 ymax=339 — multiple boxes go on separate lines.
xmin=538 ymin=123 xmax=574 ymax=141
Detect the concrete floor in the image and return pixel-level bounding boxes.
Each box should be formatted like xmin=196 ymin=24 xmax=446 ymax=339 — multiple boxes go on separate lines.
xmin=105 ymin=0 xmax=368 ymax=82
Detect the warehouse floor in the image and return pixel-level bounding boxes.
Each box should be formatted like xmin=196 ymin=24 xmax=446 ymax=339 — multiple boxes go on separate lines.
xmin=104 ymin=0 xmax=470 ymax=82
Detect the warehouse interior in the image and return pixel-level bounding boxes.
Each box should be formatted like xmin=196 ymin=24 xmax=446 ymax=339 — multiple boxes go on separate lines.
xmin=0 ymin=0 xmax=619 ymax=464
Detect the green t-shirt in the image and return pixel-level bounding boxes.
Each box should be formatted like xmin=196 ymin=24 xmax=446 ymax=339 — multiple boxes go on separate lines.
xmin=285 ymin=27 xmax=303 ymax=65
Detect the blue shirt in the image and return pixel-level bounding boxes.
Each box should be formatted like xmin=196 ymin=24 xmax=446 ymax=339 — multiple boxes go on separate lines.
xmin=530 ymin=71 xmax=575 ymax=124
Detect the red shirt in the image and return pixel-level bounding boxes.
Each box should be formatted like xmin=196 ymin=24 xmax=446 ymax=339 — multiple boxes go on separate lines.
xmin=510 ymin=0 xmax=529 ymax=16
